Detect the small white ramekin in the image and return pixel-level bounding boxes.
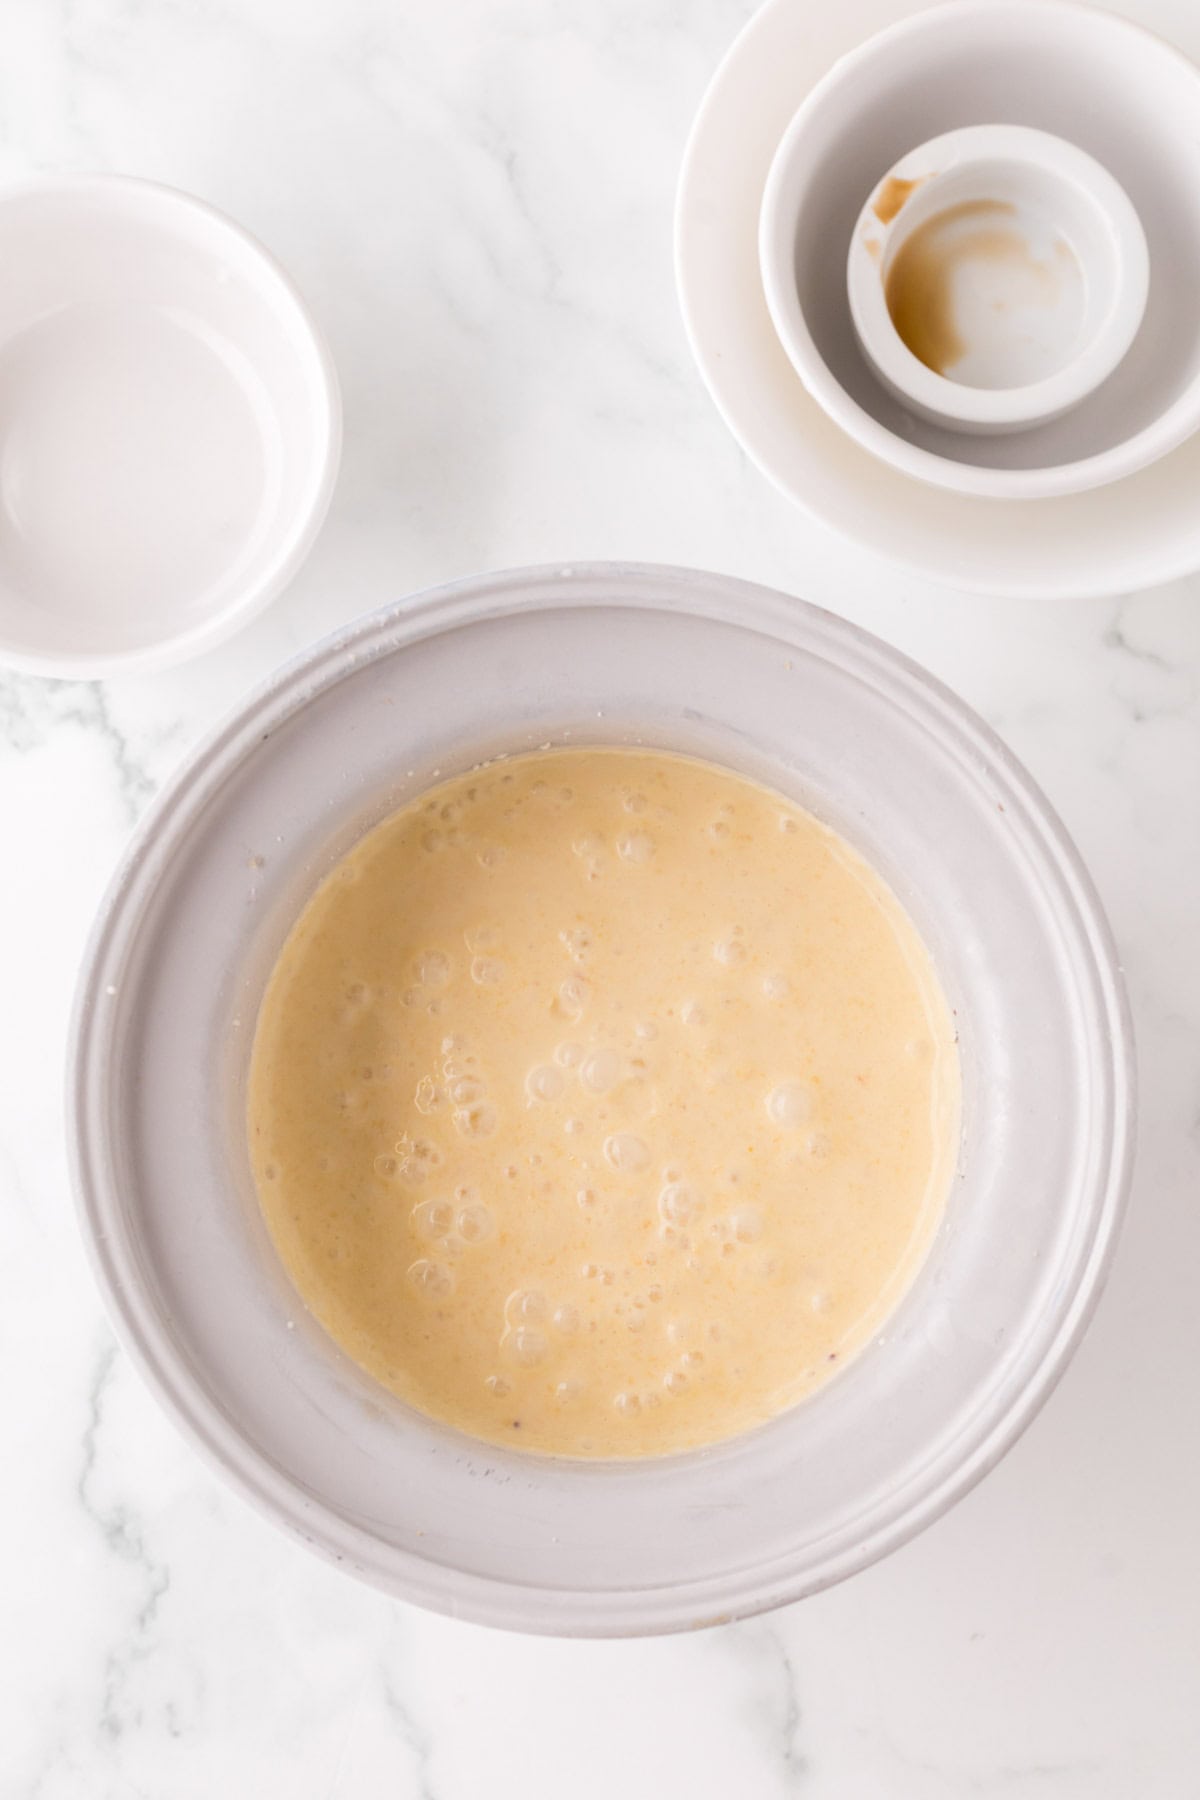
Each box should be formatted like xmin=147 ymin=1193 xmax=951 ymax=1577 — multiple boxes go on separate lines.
xmin=0 ymin=176 xmax=340 ymax=679
xmin=846 ymin=126 xmax=1149 ymax=436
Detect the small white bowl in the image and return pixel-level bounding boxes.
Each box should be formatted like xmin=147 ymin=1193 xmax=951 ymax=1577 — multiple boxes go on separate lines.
xmin=846 ymin=126 xmax=1149 ymax=436
xmin=0 ymin=176 xmax=340 ymax=678
xmin=757 ymin=0 xmax=1200 ymax=502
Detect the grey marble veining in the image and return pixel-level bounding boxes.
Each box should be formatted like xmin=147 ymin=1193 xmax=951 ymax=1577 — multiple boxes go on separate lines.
xmin=1 ymin=0 xmax=1198 ymax=1795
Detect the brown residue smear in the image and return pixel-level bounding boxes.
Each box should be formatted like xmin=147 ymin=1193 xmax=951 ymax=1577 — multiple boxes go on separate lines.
xmin=872 ymin=176 xmax=922 ymax=226
xmin=884 ymin=199 xmax=1065 ymax=378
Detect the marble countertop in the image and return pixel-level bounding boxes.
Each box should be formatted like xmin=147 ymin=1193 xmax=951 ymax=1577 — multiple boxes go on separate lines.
xmin=2 ymin=0 xmax=1199 ymax=1793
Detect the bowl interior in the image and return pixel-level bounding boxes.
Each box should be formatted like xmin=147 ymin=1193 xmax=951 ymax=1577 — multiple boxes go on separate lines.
xmin=72 ymin=566 xmax=1130 ymax=1633
xmin=0 ymin=179 xmax=336 ymax=671
xmin=768 ymin=0 xmax=1200 ymax=489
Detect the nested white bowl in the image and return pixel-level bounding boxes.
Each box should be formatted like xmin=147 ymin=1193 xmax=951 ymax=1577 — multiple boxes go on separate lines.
xmin=758 ymin=0 xmax=1200 ymax=500
xmin=68 ymin=564 xmax=1133 ymax=1635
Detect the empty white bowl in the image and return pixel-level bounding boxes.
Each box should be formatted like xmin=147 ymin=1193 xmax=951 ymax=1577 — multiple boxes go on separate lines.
xmin=758 ymin=0 xmax=1200 ymax=501
xmin=846 ymin=125 xmax=1149 ymax=435
xmin=0 ymin=176 xmax=340 ymax=678
xmin=68 ymin=563 xmax=1133 ymax=1634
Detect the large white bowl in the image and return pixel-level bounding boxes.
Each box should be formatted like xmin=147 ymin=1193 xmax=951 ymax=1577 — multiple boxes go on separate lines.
xmin=757 ymin=0 xmax=1200 ymax=500
xmin=0 ymin=176 xmax=340 ymax=678
xmin=68 ymin=564 xmax=1133 ymax=1635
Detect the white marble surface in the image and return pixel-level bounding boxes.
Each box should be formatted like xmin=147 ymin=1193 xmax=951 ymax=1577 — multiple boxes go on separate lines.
xmin=1 ymin=0 xmax=1199 ymax=1793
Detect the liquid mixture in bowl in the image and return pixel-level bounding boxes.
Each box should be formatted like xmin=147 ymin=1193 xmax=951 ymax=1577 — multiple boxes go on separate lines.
xmin=248 ymin=748 xmax=959 ymax=1456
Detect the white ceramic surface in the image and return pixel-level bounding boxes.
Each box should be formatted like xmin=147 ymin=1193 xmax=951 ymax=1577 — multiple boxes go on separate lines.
xmin=678 ymin=0 xmax=1200 ymax=588
xmin=68 ymin=564 xmax=1132 ymax=1636
xmin=0 ymin=177 xmax=340 ymax=678
xmin=835 ymin=126 xmax=1149 ymax=435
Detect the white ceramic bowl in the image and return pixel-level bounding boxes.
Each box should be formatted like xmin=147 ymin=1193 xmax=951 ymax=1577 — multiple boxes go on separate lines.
xmin=0 ymin=176 xmax=340 ymax=678
xmin=845 ymin=125 xmax=1149 ymax=434
xmin=68 ymin=564 xmax=1133 ymax=1635
xmin=757 ymin=0 xmax=1200 ymax=501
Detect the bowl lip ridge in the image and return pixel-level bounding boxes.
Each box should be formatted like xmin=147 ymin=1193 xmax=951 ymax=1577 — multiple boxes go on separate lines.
xmin=65 ymin=560 xmax=1137 ymax=1635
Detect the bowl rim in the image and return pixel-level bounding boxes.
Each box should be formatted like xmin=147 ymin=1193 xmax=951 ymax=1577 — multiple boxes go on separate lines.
xmin=758 ymin=0 xmax=1200 ymax=501
xmin=66 ymin=561 xmax=1136 ymax=1635
xmin=845 ymin=123 xmax=1150 ymax=432
xmin=0 ymin=172 xmax=342 ymax=680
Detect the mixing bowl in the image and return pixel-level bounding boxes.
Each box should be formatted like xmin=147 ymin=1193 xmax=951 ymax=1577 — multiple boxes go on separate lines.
xmin=68 ymin=563 xmax=1133 ymax=1635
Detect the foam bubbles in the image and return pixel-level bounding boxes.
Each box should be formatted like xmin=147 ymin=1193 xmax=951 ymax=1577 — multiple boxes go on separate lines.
xmin=767 ymin=1082 xmax=811 ymax=1128
xmin=511 ymin=1327 xmax=547 ymax=1367
xmin=555 ymin=1041 xmax=584 ymax=1068
xmin=616 ymin=831 xmax=655 ymax=865
xmin=412 ymin=1199 xmax=454 ymax=1238
xmin=397 ymin=1138 xmax=441 ymax=1183
xmin=714 ymin=932 xmax=747 ymax=968
xmin=454 ymin=1102 xmax=497 ymax=1139
xmin=613 ymin=1392 xmax=641 ymax=1417
xmin=526 ymin=1063 xmax=565 ymax=1103
xmin=414 ymin=949 xmax=451 ymax=987
xmin=413 ymin=1076 xmax=443 ymax=1115
xmin=762 ymin=972 xmax=790 ymax=1001
xmin=557 ymin=975 xmax=589 ymax=1017
xmin=580 ymin=1047 xmax=622 ymax=1094
xmin=407 ymin=1259 xmax=454 ymax=1299
xmin=456 ymin=1200 xmax=493 ymax=1243
xmin=470 ymin=955 xmax=505 ymax=985
xmin=485 ymin=1374 xmax=510 ymax=1397
xmin=553 ymin=1303 xmax=580 ymax=1335
xmin=604 ymin=1132 xmax=650 ymax=1174
xmin=658 ymin=1181 xmax=702 ymax=1225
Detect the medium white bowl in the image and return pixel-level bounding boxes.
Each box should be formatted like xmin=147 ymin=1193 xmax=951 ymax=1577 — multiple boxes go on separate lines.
xmin=0 ymin=176 xmax=340 ymax=678
xmin=757 ymin=0 xmax=1200 ymax=501
xmin=68 ymin=564 xmax=1133 ymax=1635
xmin=846 ymin=125 xmax=1149 ymax=435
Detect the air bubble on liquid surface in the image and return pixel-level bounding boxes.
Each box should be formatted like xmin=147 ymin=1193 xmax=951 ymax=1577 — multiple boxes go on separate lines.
xmin=373 ymin=1154 xmax=398 ymax=1179
xmin=559 ymin=927 xmax=592 ymax=965
xmin=556 ymin=976 xmax=589 ymax=1017
xmin=470 ymin=956 xmax=505 ymax=986
xmin=731 ymin=1206 xmax=763 ymax=1243
xmin=454 ymin=1102 xmax=497 ymax=1139
xmin=398 ymin=1139 xmax=441 ymax=1183
xmin=422 ymin=830 xmax=444 ymax=853
xmin=465 ymin=924 xmax=499 ymax=952
xmin=476 ymin=844 xmax=505 ymax=869
xmin=414 ymin=949 xmax=451 ymax=987
xmin=525 ymin=1064 xmax=565 ymax=1104
xmin=506 ymin=1289 xmax=547 ymax=1324
xmin=510 ymin=1327 xmax=547 ymax=1367
xmin=680 ymin=1000 xmax=705 ymax=1027
xmin=412 ymin=1199 xmax=454 ymax=1238
xmin=616 ymin=831 xmax=655 ymax=865
xmin=457 ymin=1202 xmax=493 ymax=1243
xmin=806 ymin=1130 xmax=831 ymax=1160
xmin=446 ymin=1074 xmax=484 ymax=1107
xmin=604 ymin=1133 xmax=650 ymax=1174
xmin=706 ymin=820 xmax=730 ymax=842
xmin=767 ymin=1082 xmax=811 ymax=1128
xmin=779 ymin=814 xmax=798 ymax=834
xmin=555 ymin=1378 xmax=582 ymax=1403
xmin=564 ymin=1118 xmax=583 ymax=1136
xmin=579 ymin=1047 xmax=622 ymax=1095
xmin=762 ymin=972 xmax=790 ymax=1001
xmin=658 ymin=1181 xmax=702 ymax=1225
xmin=634 ymin=1020 xmax=657 ymax=1041
xmin=713 ymin=934 xmax=747 ymax=968
xmin=613 ymin=1392 xmax=641 ymax=1417
xmin=576 ymin=1188 xmax=597 ymax=1212
xmin=485 ymin=1374 xmax=510 ymax=1397
xmin=622 ymin=791 xmax=647 ymax=814
xmin=555 ymin=1041 xmax=583 ymax=1068
xmin=553 ymin=1303 xmax=579 ymax=1335
xmin=664 ymin=1370 xmax=687 ymax=1396
xmin=407 ymin=1259 xmax=453 ymax=1299
xmin=413 ymin=1076 xmax=443 ymax=1115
